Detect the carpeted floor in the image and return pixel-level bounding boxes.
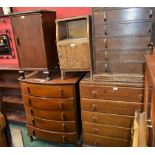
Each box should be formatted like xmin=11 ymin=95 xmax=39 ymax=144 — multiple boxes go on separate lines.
xmin=9 ymin=123 xmax=76 ymax=147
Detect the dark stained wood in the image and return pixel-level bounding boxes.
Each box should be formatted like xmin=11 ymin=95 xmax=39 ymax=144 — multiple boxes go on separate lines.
xmin=82 ymin=111 xmax=134 ymax=128
xmin=10 ymin=11 xmax=58 ymax=71
xmin=27 ymin=125 xmax=76 ymax=144
xmin=83 ymin=133 xmax=129 ymax=147
xmin=27 ymin=115 xmax=75 ymax=132
xmin=83 ymin=122 xmax=131 ymax=140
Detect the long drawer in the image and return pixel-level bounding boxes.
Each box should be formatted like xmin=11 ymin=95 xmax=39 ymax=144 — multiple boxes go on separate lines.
xmin=95 ymin=61 xmax=145 ymax=74
xmin=83 ymin=133 xmax=129 ymax=147
xmin=82 ymin=111 xmax=133 ymax=128
xmin=82 ymin=122 xmax=131 ymax=140
xmin=95 ymin=21 xmax=151 ymax=37
xmin=81 ymin=98 xmax=142 ymax=116
xmin=27 ymin=125 xmax=76 ymax=144
xmin=93 ymin=8 xmax=153 ymax=24
xmin=27 ymin=115 xmax=76 ymax=132
xmin=21 ymin=82 xmax=75 ymax=98
xmin=25 ymin=106 xmax=75 ymax=121
xmin=23 ymin=95 xmax=74 ymax=110
xmin=95 ymin=36 xmax=150 ymax=51
xmin=80 ymin=85 xmax=144 ymax=102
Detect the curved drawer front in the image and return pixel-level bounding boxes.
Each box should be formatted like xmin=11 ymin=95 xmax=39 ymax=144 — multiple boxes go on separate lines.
xmin=25 ymin=106 xmax=75 ymax=121
xmin=27 ymin=125 xmax=76 ymax=144
xmin=23 ymin=95 xmax=74 ymax=110
xmin=82 ymin=111 xmax=133 ymax=128
xmin=81 ymin=98 xmax=142 ymax=116
xmin=80 ymin=85 xmax=144 ymax=102
xmin=83 ymin=122 xmax=131 ymax=140
xmin=21 ymin=82 xmax=75 ymax=98
xmin=83 ymin=133 xmax=129 ymax=147
xmin=27 ymin=115 xmax=75 ymax=132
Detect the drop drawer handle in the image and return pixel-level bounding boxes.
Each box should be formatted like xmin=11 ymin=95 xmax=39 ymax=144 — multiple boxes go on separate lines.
xmin=93 ymin=116 xmax=97 ymax=123
xmin=62 ymin=123 xmax=65 ymax=131
xmin=61 ymin=113 xmax=65 ymax=120
xmin=28 ymin=99 xmax=31 ymax=106
xmin=139 ymin=94 xmax=143 ymax=102
xmin=32 ymin=119 xmax=35 ymax=125
xmin=149 ymin=9 xmax=152 ymax=18
xmin=27 ymin=87 xmax=30 ymax=94
xmin=59 ymin=101 xmax=63 ymax=110
xmin=94 ymin=141 xmax=97 ymax=145
xmin=103 ymin=11 xmax=107 ymax=22
xmin=93 ymin=104 xmax=96 ymax=111
xmin=32 ymin=130 xmax=35 ymax=136
xmin=62 ymin=135 xmax=66 ymax=142
xmin=30 ymin=109 xmax=33 ymax=115
xmin=92 ymin=90 xmax=97 ymax=97
xmin=93 ymin=128 xmax=97 ymax=134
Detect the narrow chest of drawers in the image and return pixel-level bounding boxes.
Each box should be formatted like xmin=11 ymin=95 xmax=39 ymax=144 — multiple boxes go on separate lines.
xmin=80 ymin=77 xmax=144 ymax=147
xmin=20 ymin=72 xmax=83 ymax=145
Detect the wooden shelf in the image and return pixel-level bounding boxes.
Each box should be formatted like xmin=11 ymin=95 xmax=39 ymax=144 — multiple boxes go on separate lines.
xmin=3 ymin=96 xmax=22 ymax=104
xmin=6 ymin=110 xmax=26 ymax=124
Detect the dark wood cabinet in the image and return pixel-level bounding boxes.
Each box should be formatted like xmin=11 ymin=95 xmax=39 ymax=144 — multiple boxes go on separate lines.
xmin=20 ymin=72 xmax=83 ymax=145
xmin=56 ymin=16 xmax=92 ymax=79
xmin=10 ymin=10 xmax=58 ymax=79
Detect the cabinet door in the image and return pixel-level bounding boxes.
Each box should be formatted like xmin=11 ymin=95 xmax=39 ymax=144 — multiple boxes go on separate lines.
xmin=57 ymin=41 xmax=91 ymax=70
xmin=11 ymin=14 xmax=47 ymax=69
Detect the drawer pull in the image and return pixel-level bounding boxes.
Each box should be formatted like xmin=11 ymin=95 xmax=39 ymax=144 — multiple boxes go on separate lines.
xmin=104 ymin=38 xmax=107 ymax=48
xmin=61 ymin=113 xmax=65 ymax=120
xmin=104 ymin=51 xmax=108 ymax=60
xmin=94 ymin=141 xmax=97 ymax=145
xmin=103 ymin=11 xmax=107 ymax=22
xmin=149 ymin=9 xmax=152 ymax=18
xmin=59 ymin=101 xmax=63 ymax=110
xmin=62 ymin=135 xmax=66 ymax=142
xmin=104 ymin=25 xmax=107 ymax=36
xmin=30 ymin=109 xmax=33 ymax=115
xmin=93 ymin=116 xmax=97 ymax=123
xmin=139 ymin=94 xmax=143 ymax=102
xmin=93 ymin=104 xmax=96 ymax=111
xmin=32 ymin=130 xmax=35 ymax=136
xmin=32 ymin=119 xmax=35 ymax=125
xmin=60 ymin=89 xmax=63 ymax=97
xmin=62 ymin=123 xmax=65 ymax=131
xmin=70 ymin=43 xmax=75 ymax=47
xmin=28 ymin=99 xmax=31 ymax=106
xmin=27 ymin=87 xmax=30 ymax=94
xmin=91 ymin=90 xmax=97 ymax=97
xmin=93 ymin=128 xmax=97 ymax=134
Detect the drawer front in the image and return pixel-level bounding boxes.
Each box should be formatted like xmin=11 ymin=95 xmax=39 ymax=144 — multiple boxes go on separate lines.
xmin=95 ymin=36 xmax=150 ymax=51
xmin=27 ymin=125 xmax=76 ymax=144
xmin=80 ymin=85 xmax=144 ymax=102
xmin=83 ymin=133 xmax=129 ymax=147
xmin=83 ymin=122 xmax=131 ymax=140
xmin=82 ymin=111 xmax=134 ymax=128
xmin=95 ymin=61 xmax=145 ymax=74
xmin=81 ymin=98 xmax=142 ymax=116
xmin=23 ymin=95 xmax=74 ymax=110
xmin=95 ymin=21 xmax=151 ymax=37
xmin=57 ymin=41 xmax=91 ymax=70
xmin=93 ymin=8 xmax=153 ymax=24
xmin=21 ymin=82 xmax=75 ymax=98
xmin=25 ymin=106 xmax=75 ymax=121
xmin=27 ymin=115 xmax=75 ymax=132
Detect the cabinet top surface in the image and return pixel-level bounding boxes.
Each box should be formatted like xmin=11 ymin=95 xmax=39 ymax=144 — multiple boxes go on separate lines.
xmin=20 ymin=71 xmax=84 ymax=85
xmin=10 ymin=10 xmax=56 ymax=16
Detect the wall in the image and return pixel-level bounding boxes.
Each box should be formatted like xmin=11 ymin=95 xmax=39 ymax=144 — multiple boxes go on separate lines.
xmin=0 ymin=7 xmax=91 ymax=69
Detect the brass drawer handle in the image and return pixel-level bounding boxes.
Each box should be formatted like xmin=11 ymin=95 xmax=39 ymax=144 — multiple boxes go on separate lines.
xmin=27 ymin=87 xmax=30 ymax=94
xmin=92 ymin=90 xmax=97 ymax=97
xmin=103 ymin=11 xmax=107 ymax=22
xmin=94 ymin=141 xmax=97 ymax=145
xmin=59 ymin=101 xmax=63 ymax=110
xmin=93 ymin=116 xmax=97 ymax=123
xmin=62 ymin=123 xmax=65 ymax=131
xmin=32 ymin=130 xmax=35 ymax=136
xmin=93 ymin=104 xmax=96 ymax=111
xmin=30 ymin=109 xmax=33 ymax=115
xmin=139 ymin=94 xmax=143 ymax=102
xmin=28 ymin=99 xmax=31 ymax=106
xmin=93 ymin=128 xmax=97 ymax=134
xmin=32 ymin=119 xmax=35 ymax=125
xmin=149 ymin=9 xmax=152 ymax=18
xmin=62 ymin=135 xmax=66 ymax=142
xmin=104 ymin=51 xmax=108 ymax=60
xmin=61 ymin=113 xmax=65 ymax=120
xmin=60 ymin=89 xmax=63 ymax=97
xmin=104 ymin=25 xmax=107 ymax=36
xmin=104 ymin=38 xmax=107 ymax=48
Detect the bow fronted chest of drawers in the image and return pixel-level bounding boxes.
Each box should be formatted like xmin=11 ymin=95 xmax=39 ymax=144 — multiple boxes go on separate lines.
xmin=20 ymin=72 xmax=83 ymax=145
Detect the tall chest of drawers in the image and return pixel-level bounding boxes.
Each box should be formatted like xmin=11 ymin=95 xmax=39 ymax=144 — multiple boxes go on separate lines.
xmin=80 ymin=76 xmax=145 ymax=147
xmin=20 ymin=72 xmax=83 ymax=145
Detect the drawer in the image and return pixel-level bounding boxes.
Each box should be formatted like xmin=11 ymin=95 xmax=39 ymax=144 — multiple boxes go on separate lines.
xmin=27 ymin=115 xmax=75 ymax=132
xmin=27 ymin=125 xmax=76 ymax=144
xmin=21 ymin=82 xmax=75 ymax=98
xmin=82 ymin=111 xmax=134 ymax=128
xmin=95 ymin=61 xmax=145 ymax=75
xmin=81 ymin=98 xmax=142 ymax=116
xmin=83 ymin=133 xmax=129 ymax=147
xmin=80 ymin=85 xmax=144 ymax=102
xmin=95 ymin=21 xmax=151 ymax=37
xmin=95 ymin=36 xmax=150 ymax=51
xmin=82 ymin=122 xmax=131 ymax=140
xmin=93 ymin=8 xmax=153 ymax=24
xmin=23 ymin=95 xmax=74 ymax=110
xmin=25 ymin=106 xmax=75 ymax=121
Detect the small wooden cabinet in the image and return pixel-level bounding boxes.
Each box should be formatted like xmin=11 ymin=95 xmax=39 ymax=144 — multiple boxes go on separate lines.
xmin=10 ymin=10 xmax=58 ymax=79
xmin=56 ymin=16 xmax=92 ymax=79
xmin=80 ymin=75 xmax=145 ymax=147
xmin=20 ymin=72 xmax=83 ymax=145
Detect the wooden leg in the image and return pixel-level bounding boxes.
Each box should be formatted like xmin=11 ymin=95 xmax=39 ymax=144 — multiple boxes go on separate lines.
xmin=18 ymin=70 xmax=25 ymax=79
